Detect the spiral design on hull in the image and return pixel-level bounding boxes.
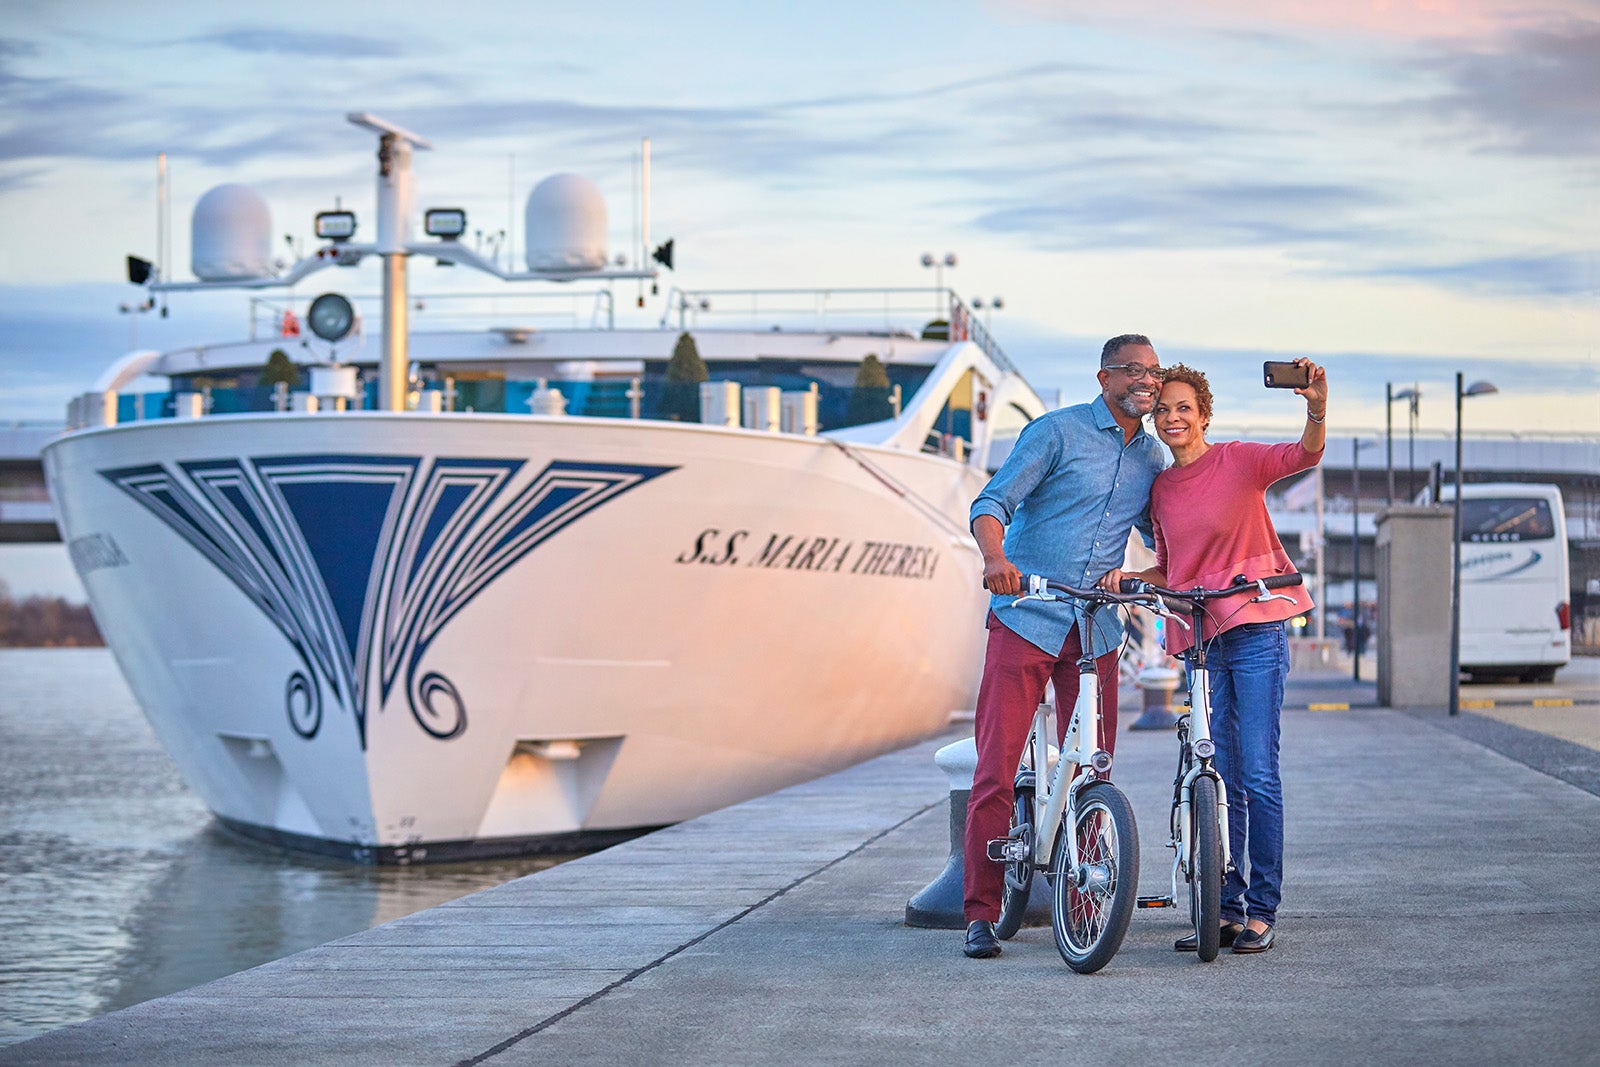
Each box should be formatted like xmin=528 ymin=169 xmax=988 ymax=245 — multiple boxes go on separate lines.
xmin=411 ymin=671 xmax=466 ymax=739
xmin=101 ymin=455 xmax=674 ymax=751
xmin=285 ymin=671 xmax=321 ymax=738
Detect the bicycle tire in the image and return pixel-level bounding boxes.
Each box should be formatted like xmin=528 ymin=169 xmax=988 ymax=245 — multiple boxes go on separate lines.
xmin=1051 ymin=781 xmax=1139 ymax=973
xmin=1190 ymin=774 xmax=1223 ymax=962
xmin=994 ymin=789 xmax=1034 ymax=940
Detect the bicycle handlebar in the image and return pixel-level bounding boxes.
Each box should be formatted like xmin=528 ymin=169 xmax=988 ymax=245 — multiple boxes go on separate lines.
xmin=1016 ymin=575 xmax=1165 ymax=607
xmin=1117 ymin=573 xmax=1303 ymax=602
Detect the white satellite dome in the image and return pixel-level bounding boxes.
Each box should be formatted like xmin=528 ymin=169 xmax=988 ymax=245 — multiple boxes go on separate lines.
xmin=524 ymin=173 xmax=607 ymax=272
xmin=192 ymin=183 xmax=273 ymax=281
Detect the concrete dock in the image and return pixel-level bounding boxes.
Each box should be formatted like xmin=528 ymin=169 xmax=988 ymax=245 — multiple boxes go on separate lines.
xmin=5 ymin=665 xmax=1599 ymax=1066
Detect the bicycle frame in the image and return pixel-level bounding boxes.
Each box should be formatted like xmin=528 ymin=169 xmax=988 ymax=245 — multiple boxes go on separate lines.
xmin=1014 ymin=597 xmax=1115 ymax=887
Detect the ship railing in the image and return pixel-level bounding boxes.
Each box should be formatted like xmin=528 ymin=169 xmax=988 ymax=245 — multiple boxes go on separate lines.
xmin=247 ymin=288 xmax=621 ymax=341
xmin=658 ymin=286 xmax=1018 ymax=375
xmin=67 ymin=372 xmax=933 ymax=435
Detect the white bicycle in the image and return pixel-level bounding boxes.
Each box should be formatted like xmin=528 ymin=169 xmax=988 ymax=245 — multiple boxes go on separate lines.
xmin=987 ymin=576 xmax=1150 ymax=973
xmin=1123 ymin=573 xmax=1303 ymax=961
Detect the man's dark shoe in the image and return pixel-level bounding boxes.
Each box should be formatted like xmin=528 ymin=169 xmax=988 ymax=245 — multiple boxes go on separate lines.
xmin=964 ymin=920 xmax=1002 ymax=958
xmin=1231 ymin=925 xmax=1275 ymax=954
xmin=1174 ymin=921 xmax=1244 ymax=952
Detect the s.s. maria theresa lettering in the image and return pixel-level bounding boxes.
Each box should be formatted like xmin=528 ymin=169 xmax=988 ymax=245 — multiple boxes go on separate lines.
xmin=673 ymin=527 xmax=938 ymax=580
xmin=103 ymin=455 xmax=674 ymax=749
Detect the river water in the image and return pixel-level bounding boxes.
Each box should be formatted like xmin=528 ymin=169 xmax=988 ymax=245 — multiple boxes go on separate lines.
xmin=0 ymin=648 xmax=579 ymax=1047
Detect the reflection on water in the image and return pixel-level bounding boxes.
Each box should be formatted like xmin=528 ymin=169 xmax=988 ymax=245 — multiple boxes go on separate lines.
xmin=0 ymin=649 xmax=580 ymax=1047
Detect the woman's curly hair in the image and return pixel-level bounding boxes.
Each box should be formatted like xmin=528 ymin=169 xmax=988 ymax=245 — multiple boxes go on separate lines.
xmin=1159 ymin=363 xmax=1213 ymax=424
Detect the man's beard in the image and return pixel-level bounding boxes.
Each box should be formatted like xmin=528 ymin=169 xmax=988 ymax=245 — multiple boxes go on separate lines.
xmin=1113 ymin=391 xmax=1151 ymax=419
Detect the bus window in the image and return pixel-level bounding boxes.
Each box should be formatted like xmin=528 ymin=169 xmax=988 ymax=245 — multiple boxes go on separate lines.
xmin=1460 ymin=499 xmax=1555 ymax=542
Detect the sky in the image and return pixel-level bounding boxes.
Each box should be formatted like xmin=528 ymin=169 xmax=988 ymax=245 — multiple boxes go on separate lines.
xmin=0 ymin=0 xmax=1598 ymax=441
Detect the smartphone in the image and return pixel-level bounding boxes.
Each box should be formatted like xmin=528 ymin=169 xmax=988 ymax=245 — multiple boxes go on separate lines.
xmin=1263 ymin=360 xmax=1310 ymax=389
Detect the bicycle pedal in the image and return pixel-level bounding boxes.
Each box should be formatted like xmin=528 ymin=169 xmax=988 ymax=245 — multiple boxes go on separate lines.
xmin=987 ymin=837 xmax=1028 ymax=863
xmin=1136 ymin=895 xmax=1175 ymax=909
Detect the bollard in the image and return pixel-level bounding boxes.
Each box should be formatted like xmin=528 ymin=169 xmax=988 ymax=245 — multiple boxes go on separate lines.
xmin=905 ymin=737 xmax=1050 ymax=929
xmin=1129 ymin=663 xmax=1181 ymax=730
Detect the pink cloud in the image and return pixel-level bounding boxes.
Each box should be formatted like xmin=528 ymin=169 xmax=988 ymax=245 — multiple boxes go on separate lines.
xmin=1005 ymin=0 xmax=1592 ymax=41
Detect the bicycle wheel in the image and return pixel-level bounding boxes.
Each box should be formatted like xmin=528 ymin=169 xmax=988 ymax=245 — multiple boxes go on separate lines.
xmin=1189 ymin=774 xmax=1223 ymax=962
xmin=1051 ymin=781 xmax=1139 ymax=973
xmin=994 ymin=789 xmax=1034 ymax=940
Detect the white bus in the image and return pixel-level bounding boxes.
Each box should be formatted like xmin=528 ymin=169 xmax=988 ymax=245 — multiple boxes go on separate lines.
xmin=1425 ymin=482 xmax=1572 ymax=682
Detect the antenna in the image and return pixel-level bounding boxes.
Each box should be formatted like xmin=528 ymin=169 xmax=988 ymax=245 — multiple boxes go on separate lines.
xmin=632 ymin=145 xmax=640 ymax=306
xmin=642 ymin=138 xmax=652 ymax=296
xmin=157 ymin=152 xmax=170 ymax=315
xmin=346 ymin=112 xmax=433 ymax=149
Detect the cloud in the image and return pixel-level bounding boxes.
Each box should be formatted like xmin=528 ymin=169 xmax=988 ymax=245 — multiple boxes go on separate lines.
xmin=1006 ymin=0 xmax=1597 ymax=42
xmin=183 ymin=26 xmax=404 ymax=58
xmin=1347 ymin=252 xmax=1599 ymax=298
xmin=972 ymin=179 xmax=1397 ymax=251
xmin=1423 ymin=17 xmax=1600 ymax=155
xmin=0 ymin=166 xmax=46 ymax=194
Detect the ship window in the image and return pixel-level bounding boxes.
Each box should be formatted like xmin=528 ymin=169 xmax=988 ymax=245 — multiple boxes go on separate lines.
xmin=924 ymin=369 xmax=975 ymax=454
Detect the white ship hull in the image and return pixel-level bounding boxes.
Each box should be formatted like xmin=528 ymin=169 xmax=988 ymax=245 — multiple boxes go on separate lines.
xmin=46 ymin=412 xmax=990 ymax=861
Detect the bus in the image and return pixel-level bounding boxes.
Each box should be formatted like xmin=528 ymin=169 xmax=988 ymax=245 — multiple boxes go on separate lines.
xmin=1424 ymin=482 xmax=1572 ymax=683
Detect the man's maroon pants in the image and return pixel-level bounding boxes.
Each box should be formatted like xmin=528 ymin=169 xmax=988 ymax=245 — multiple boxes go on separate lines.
xmin=962 ymin=615 xmax=1119 ymax=922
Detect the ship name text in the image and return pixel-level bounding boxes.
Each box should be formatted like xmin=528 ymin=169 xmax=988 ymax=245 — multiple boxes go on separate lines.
xmin=675 ymin=528 xmax=939 ymax=580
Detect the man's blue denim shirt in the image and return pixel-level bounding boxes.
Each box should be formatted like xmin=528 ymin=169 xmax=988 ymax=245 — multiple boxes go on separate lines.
xmin=969 ymin=394 xmax=1166 ymax=657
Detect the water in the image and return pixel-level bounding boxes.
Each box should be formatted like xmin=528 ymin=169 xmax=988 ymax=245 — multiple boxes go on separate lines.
xmin=0 ymin=649 xmax=580 ymax=1047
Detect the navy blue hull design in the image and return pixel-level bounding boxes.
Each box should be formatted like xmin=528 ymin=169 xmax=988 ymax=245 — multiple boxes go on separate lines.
xmin=102 ymin=456 xmax=674 ymax=749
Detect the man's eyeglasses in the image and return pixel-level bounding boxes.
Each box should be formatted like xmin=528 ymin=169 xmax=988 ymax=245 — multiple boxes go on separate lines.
xmin=1104 ymin=362 xmax=1166 ymax=381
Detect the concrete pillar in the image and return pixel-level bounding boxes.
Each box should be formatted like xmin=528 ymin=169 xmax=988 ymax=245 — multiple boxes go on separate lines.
xmin=1376 ymin=504 xmax=1454 ymax=707
xmin=904 ymin=737 xmax=1050 ymax=929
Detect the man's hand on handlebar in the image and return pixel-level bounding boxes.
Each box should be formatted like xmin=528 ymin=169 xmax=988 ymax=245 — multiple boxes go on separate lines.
xmin=982 ymin=557 xmax=1023 ymax=596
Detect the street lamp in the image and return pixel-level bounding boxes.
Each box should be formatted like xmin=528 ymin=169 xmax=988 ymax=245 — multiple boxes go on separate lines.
xmin=971 ymin=295 xmax=1004 ymax=332
xmin=1448 ymin=374 xmax=1499 ymax=716
xmin=920 ymin=252 xmax=958 ymax=315
xmin=1385 ymin=383 xmax=1420 ymax=503
xmin=118 ymin=295 xmax=156 ymax=347
xmin=1351 ymin=437 xmax=1378 ymax=682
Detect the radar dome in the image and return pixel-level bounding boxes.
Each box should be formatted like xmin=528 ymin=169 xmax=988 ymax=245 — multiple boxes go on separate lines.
xmin=524 ymin=174 xmax=607 ymax=272
xmin=192 ymin=183 xmax=273 ymax=281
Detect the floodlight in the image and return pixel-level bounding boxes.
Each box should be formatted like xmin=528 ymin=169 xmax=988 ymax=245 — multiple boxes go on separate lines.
xmin=307 ymin=292 xmax=357 ymax=342
xmin=315 ymin=211 xmax=357 ymax=242
xmin=424 ymin=208 xmax=467 ymax=240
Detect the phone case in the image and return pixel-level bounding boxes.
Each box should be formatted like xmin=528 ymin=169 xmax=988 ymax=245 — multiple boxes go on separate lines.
xmin=1263 ymin=362 xmax=1309 ymax=389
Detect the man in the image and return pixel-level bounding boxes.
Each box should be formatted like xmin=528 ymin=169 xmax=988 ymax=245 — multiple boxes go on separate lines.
xmin=961 ymin=334 xmax=1167 ymax=958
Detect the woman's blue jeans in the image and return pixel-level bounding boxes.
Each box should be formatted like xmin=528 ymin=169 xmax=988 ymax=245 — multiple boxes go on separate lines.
xmin=1203 ymin=621 xmax=1289 ymax=927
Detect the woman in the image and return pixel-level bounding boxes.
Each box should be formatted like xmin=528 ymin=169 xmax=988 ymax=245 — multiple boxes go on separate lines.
xmin=1106 ymin=358 xmax=1326 ymax=954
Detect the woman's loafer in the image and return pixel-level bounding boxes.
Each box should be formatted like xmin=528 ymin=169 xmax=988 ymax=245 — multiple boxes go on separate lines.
xmin=1231 ymin=925 xmax=1276 ymax=953
xmin=1174 ymin=921 xmax=1244 ymax=952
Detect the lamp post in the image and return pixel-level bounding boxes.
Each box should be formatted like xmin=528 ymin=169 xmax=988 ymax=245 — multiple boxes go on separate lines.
xmin=1385 ymin=383 xmax=1420 ymax=503
xmin=920 ymin=252 xmax=958 ymax=317
xmin=118 ymin=296 xmax=156 ymax=347
xmin=971 ymin=296 xmax=1004 ymax=332
xmin=1448 ymin=374 xmax=1499 ymax=716
xmin=1351 ymin=437 xmax=1377 ymax=682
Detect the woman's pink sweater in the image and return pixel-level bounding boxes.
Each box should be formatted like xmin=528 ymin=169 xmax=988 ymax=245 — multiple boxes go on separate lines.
xmin=1152 ymin=439 xmax=1323 ymax=655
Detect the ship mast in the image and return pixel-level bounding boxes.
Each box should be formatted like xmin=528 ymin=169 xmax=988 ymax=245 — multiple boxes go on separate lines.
xmin=349 ymin=114 xmax=431 ymax=412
